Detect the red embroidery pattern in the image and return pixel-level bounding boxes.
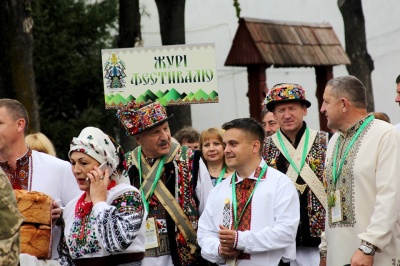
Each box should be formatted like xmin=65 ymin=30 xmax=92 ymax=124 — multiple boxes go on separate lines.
xmin=0 ymin=149 xmax=32 ymax=190
xmin=74 ymin=180 xmax=117 ymax=241
xmin=234 ymin=177 xmax=257 ymax=260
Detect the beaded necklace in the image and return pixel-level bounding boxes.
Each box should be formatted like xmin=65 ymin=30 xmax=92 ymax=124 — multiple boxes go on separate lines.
xmin=74 ymin=180 xmax=116 ymax=241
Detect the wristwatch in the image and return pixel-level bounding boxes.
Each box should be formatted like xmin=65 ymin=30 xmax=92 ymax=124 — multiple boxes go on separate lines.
xmin=358 ymin=244 xmax=375 ymax=256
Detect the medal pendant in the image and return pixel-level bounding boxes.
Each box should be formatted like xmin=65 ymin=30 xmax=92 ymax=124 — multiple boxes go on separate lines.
xmin=328 ymin=192 xmax=336 ymax=207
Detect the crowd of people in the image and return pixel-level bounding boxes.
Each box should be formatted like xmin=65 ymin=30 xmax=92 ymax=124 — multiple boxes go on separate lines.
xmin=1 ymin=74 xmax=400 ymax=266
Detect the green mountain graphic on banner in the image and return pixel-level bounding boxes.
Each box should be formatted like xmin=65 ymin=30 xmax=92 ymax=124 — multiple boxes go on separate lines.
xmin=185 ymin=92 xmax=195 ymax=101
xmin=136 ymin=90 xmax=158 ymax=103
xmin=109 ymin=93 xmax=128 ymax=104
xmin=126 ymin=95 xmax=135 ymax=101
xmin=105 ymin=94 xmax=113 ymax=102
xmin=155 ymin=90 xmax=165 ymax=98
xmin=157 ymin=88 xmax=181 ymax=105
xmin=105 ymin=88 xmax=218 ymax=107
xmin=162 ymin=88 xmax=182 ymax=101
xmin=209 ymin=90 xmax=218 ymax=100
xmin=193 ymin=89 xmax=209 ymax=101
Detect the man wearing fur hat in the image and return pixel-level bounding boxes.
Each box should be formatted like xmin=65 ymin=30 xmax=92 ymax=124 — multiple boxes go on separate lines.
xmin=262 ymin=84 xmax=328 ymax=266
xmin=116 ymin=100 xmax=213 ymax=266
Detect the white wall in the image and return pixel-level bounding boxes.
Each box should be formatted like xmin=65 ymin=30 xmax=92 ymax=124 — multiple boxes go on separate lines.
xmin=140 ymin=0 xmax=400 ymax=131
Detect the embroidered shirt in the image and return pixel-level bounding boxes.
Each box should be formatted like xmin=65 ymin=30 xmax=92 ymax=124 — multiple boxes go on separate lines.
xmin=198 ymin=160 xmax=300 ymax=265
xmin=60 ymin=183 xmax=145 ymax=264
xmin=0 ymin=149 xmax=32 ymax=190
xmin=262 ymin=122 xmax=327 ymax=246
xmin=321 ymin=116 xmax=400 ymax=265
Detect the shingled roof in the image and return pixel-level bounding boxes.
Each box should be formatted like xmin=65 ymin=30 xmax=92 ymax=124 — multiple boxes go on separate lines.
xmin=225 ymin=17 xmax=350 ymax=68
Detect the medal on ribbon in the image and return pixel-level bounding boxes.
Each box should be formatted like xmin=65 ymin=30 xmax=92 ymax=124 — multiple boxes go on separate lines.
xmin=328 ymin=191 xmax=336 ymax=207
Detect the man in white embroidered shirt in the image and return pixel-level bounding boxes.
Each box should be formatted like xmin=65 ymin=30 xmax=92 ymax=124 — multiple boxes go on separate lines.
xmin=198 ymin=118 xmax=299 ymax=266
xmin=319 ymin=76 xmax=400 ymax=265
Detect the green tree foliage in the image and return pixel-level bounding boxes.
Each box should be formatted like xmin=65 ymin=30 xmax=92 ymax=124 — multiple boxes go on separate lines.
xmin=233 ymin=0 xmax=241 ymax=21
xmin=32 ymin=0 xmax=119 ymax=159
xmin=0 ymin=0 xmax=41 ymax=132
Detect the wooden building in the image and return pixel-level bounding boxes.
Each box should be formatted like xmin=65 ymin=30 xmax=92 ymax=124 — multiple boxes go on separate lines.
xmin=225 ymin=17 xmax=350 ymax=131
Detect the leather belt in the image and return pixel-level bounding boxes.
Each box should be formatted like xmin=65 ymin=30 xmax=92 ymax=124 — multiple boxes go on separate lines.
xmin=74 ymin=252 xmax=144 ymax=266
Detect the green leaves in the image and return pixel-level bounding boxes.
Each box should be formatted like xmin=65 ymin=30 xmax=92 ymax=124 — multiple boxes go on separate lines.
xmin=32 ymin=0 xmax=118 ymax=159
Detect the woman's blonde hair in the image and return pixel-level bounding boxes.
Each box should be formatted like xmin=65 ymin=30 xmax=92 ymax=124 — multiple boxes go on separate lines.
xmin=25 ymin=133 xmax=57 ymax=157
xmin=199 ymin=128 xmax=224 ymax=149
xmin=199 ymin=127 xmax=225 ymax=163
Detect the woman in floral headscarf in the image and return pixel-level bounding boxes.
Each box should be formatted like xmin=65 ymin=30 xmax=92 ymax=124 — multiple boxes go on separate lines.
xmin=58 ymin=127 xmax=146 ymax=266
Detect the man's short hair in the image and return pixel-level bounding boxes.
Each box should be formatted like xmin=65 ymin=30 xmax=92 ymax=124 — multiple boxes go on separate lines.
xmin=222 ymin=118 xmax=265 ymax=150
xmin=0 ymin=98 xmax=29 ymax=135
xmin=372 ymin=112 xmax=391 ymax=123
xmin=261 ymin=107 xmax=270 ymax=118
xmin=396 ymin=75 xmax=400 ymax=84
xmin=326 ymin=75 xmax=367 ymax=109
xmin=173 ymin=126 xmax=200 ymax=144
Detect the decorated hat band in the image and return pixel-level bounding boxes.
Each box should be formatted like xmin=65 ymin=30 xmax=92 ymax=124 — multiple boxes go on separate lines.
xmin=263 ymin=83 xmax=311 ymax=111
xmin=116 ymin=100 xmax=172 ymax=136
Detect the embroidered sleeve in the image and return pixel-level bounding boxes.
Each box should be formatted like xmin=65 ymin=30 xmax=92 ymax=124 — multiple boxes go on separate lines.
xmin=56 ymin=221 xmax=75 ymax=266
xmin=93 ymin=190 xmax=144 ymax=252
xmin=197 ymin=187 xmax=226 ymax=264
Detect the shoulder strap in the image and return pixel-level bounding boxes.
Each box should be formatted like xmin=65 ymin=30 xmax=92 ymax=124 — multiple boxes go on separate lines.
xmin=132 ymin=143 xmax=198 ymax=253
xmin=272 ymin=129 xmax=327 ymax=209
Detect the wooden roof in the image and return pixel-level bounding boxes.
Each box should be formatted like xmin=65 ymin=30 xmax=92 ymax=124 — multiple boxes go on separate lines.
xmin=225 ymin=17 xmax=350 ymax=67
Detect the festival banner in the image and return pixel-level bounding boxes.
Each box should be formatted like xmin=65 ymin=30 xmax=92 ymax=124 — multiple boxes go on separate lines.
xmin=101 ymin=43 xmax=218 ymax=108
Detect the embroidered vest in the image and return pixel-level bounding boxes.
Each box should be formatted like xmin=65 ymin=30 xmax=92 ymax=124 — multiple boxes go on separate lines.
xmin=126 ymin=143 xmax=202 ymax=266
xmin=262 ymin=130 xmax=327 ymax=240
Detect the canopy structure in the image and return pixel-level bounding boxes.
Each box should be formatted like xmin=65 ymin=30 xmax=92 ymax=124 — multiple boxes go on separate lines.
xmin=225 ymin=17 xmax=350 ymax=131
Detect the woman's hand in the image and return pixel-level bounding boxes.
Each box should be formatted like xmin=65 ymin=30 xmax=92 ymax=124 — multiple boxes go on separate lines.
xmin=51 ymin=201 xmax=63 ymax=228
xmin=87 ymin=166 xmax=110 ymax=204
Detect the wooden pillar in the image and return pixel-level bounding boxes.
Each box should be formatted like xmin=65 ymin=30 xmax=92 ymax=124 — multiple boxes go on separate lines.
xmin=315 ymin=66 xmax=333 ymax=133
xmin=247 ymin=65 xmax=268 ymax=121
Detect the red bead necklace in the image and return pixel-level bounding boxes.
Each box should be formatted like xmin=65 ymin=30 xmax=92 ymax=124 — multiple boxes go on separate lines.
xmin=75 ymin=180 xmax=117 ymax=218
xmin=74 ymin=180 xmax=116 ymax=241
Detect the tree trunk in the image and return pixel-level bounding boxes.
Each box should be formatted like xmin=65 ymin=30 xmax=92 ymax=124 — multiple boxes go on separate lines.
xmin=117 ymin=0 xmax=142 ymax=151
xmin=118 ymin=0 xmax=141 ymax=48
xmin=0 ymin=2 xmax=15 ymax=99
xmin=338 ymin=0 xmax=374 ymax=111
xmin=247 ymin=65 xmax=267 ymax=122
xmin=0 ymin=0 xmax=40 ymax=132
xmin=154 ymin=0 xmax=192 ymax=135
xmin=315 ymin=66 xmax=334 ymax=132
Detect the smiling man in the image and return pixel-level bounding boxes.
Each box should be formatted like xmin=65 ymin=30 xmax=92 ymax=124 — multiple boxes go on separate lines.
xmin=116 ymin=100 xmax=212 ymax=266
xmin=262 ymin=84 xmax=329 ymax=266
xmin=198 ymin=118 xmax=299 ymax=266
xmin=0 ymin=99 xmax=80 ymax=265
xmin=319 ymin=76 xmax=400 ymax=266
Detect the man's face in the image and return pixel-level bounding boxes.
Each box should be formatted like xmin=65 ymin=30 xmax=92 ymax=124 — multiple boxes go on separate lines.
xmin=223 ymin=128 xmax=257 ymax=171
xmin=321 ymin=85 xmax=342 ymax=130
xmin=395 ymin=83 xmax=400 ymax=106
xmin=182 ymin=140 xmax=199 ymax=150
xmin=261 ymin=111 xmax=279 ymax=137
xmin=273 ymin=102 xmax=307 ymax=136
xmin=0 ymin=107 xmax=22 ymax=153
xmin=135 ymin=122 xmax=171 ymax=158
